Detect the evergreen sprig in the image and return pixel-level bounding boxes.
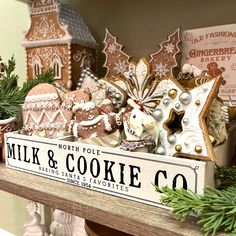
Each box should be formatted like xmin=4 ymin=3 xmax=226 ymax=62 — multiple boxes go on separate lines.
xmin=215 ymin=164 xmax=236 ymax=189
xmin=0 ymin=56 xmax=54 ymax=119
xmin=156 ymin=186 xmax=236 ymax=235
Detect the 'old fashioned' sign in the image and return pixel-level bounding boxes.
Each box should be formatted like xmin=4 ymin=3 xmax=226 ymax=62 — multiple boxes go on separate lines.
xmin=5 ymin=132 xmax=206 ymax=208
xmin=182 ymin=24 xmax=236 ymax=104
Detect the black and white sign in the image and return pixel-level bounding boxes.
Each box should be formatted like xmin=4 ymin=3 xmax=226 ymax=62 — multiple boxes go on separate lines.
xmin=5 ymin=132 xmax=206 ymax=208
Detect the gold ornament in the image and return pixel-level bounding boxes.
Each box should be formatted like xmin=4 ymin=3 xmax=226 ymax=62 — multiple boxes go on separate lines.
xmin=195 ymin=145 xmax=202 ymax=153
xmin=175 ymin=144 xmax=182 ymax=152
xmin=168 ymin=89 xmax=177 ymax=99
xmin=195 ymin=100 xmax=201 ymax=106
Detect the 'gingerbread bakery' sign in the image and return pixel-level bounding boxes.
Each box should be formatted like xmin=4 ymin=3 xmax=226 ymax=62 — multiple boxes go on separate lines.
xmin=5 ymin=132 xmax=205 ymax=208
xmin=182 ymin=23 xmax=236 ymax=104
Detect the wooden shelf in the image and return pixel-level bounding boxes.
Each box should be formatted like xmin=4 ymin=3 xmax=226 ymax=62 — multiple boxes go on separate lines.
xmin=0 ymin=163 xmax=203 ymax=236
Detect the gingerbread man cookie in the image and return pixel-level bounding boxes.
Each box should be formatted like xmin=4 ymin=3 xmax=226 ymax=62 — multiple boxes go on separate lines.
xmin=72 ymin=101 xmax=117 ymax=140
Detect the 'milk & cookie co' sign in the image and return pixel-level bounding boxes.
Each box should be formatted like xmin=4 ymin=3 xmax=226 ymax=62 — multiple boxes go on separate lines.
xmin=5 ymin=132 xmax=206 ymax=208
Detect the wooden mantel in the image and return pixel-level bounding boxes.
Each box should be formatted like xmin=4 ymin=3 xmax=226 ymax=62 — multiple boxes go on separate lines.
xmin=0 ymin=163 xmax=203 ymax=236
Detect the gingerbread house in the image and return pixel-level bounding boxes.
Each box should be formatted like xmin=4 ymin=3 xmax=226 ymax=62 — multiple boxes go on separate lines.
xmin=22 ymin=0 xmax=98 ymax=90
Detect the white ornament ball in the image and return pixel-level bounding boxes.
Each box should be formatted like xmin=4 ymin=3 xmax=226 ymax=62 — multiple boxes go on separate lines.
xmin=182 ymin=118 xmax=189 ymax=125
xmin=163 ymin=98 xmax=170 ymax=106
xmin=175 ymin=102 xmax=181 ymax=109
xmin=202 ymin=86 xmax=208 ymax=92
xmin=167 ymin=134 xmax=176 ymax=144
xmin=156 ymin=146 xmax=166 ymax=155
xmin=179 ymin=92 xmax=192 ymax=105
xmin=115 ymin=93 xmax=121 ymax=100
xmin=152 ymin=109 xmax=163 ymax=121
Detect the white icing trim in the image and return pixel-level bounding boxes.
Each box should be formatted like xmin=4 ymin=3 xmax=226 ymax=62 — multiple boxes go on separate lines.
xmin=221 ymin=105 xmax=229 ymax=124
xmin=72 ymin=102 xmax=95 ymax=112
xmin=51 ymin=54 xmax=64 ymax=80
xmin=103 ymin=114 xmax=112 ymax=131
xmin=23 ymin=102 xmax=72 ymax=111
xmin=30 ymin=0 xmax=59 ymax=15
xmin=26 ymin=93 xmax=58 ymax=102
xmin=24 ymin=109 xmax=67 ymax=125
xmin=90 ymin=132 xmax=97 ymax=138
xmin=25 ymin=122 xmax=66 ymax=131
xmin=22 ymin=38 xmax=97 ymax=49
xmin=22 ymin=37 xmax=72 ymax=48
xmin=127 ymin=98 xmax=141 ymax=109
xmin=72 ymin=122 xmax=79 ymax=138
xmin=79 ymin=115 xmax=102 ymax=126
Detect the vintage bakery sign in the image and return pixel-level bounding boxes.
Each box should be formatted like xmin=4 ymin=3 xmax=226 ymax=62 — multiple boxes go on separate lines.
xmin=5 ymin=133 xmax=205 ymax=208
xmin=182 ymin=23 xmax=236 ymax=104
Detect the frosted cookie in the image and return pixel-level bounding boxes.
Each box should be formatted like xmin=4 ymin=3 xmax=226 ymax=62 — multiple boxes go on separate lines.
xmin=102 ymin=28 xmax=180 ymax=80
xmin=22 ymin=83 xmax=72 ymax=138
xmin=153 ymin=75 xmax=222 ymax=161
xmin=149 ymin=28 xmax=181 ymax=80
xmin=103 ymin=28 xmax=131 ymax=78
xmin=72 ymin=101 xmax=118 ymax=140
xmin=120 ymin=58 xmax=162 ymax=152
xmin=22 ymin=84 xmax=91 ymax=138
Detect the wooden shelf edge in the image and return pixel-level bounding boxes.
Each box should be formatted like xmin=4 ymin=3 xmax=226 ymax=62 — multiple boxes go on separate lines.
xmin=0 ymin=163 xmax=202 ymax=236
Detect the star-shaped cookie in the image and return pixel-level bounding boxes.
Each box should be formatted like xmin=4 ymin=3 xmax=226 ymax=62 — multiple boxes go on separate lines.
xmin=153 ymin=76 xmax=222 ymax=161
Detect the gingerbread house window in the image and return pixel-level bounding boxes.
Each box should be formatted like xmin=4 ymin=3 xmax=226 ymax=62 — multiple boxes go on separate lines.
xmin=32 ymin=56 xmax=43 ymax=78
xmin=51 ymin=55 xmax=63 ymax=80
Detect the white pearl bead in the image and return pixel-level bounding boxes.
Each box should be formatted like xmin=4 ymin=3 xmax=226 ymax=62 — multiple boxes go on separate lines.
xmin=156 ymin=146 xmax=166 ymax=155
xmin=163 ymin=98 xmax=170 ymax=106
xmin=175 ymin=102 xmax=181 ymax=109
xmin=179 ymin=92 xmax=192 ymax=105
xmin=182 ymin=118 xmax=189 ymax=125
xmin=152 ymin=109 xmax=163 ymax=121
xmin=168 ymin=134 xmax=176 ymax=143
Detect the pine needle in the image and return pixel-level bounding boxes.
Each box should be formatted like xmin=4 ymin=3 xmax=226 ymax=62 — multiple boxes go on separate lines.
xmin=215 ymin=164 xmax=236 ymax=189
xmin=0 ymin=56 xmax=54 ymax=119
xmin=156 ymin=186 xmax=236 ymax=235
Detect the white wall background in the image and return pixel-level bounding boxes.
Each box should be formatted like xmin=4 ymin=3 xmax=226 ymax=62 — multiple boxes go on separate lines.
xmin=0 ymin=0 xmax=29 ymax=85
xmin=0 ymin=1 xmax=30 ymax=235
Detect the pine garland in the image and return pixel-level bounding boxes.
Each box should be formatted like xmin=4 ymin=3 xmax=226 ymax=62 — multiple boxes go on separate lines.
xmin=156 ymin=185 xmax=236 ymax=235
xmin=0 ymin=56 xmax=54 ymax=119
xmin=215 ymin=164 xmax=236 ymax=189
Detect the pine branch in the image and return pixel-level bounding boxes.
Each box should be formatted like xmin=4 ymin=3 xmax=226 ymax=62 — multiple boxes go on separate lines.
xmin=215 ymin=165 xmax=236 ymax=189
xmin=156 ymin=186 xmax=236 ymax=235
xmin=0 ymin=57 xmax=55 ymax=119
xmin=20 ymin=70 xmax=54 ymax=98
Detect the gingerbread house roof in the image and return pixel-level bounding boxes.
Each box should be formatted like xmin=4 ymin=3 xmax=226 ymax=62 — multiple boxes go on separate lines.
xmin=22 ymin=0 xmax=98 ymax=48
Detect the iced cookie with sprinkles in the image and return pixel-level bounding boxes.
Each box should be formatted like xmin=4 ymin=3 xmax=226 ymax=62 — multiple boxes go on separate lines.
xmin=153 ymin=75 xmax=222 ymax=161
